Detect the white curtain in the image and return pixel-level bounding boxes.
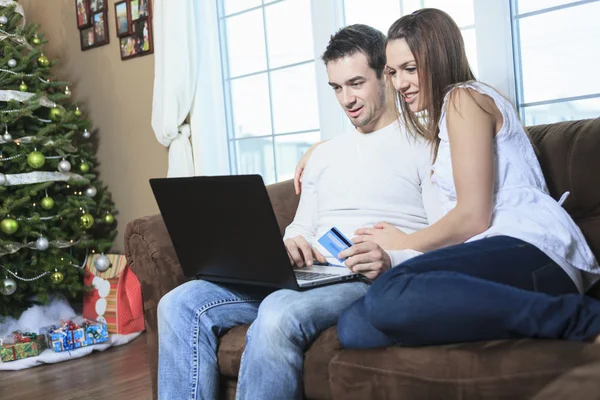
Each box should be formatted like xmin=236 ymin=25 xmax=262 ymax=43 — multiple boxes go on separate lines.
xmin=152 ymin=0 xmax=230 ymax=178
xmin=151 ymin=0 xmax=199 ymax=177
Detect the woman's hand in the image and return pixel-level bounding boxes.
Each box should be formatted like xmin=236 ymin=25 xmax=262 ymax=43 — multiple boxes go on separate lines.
xmin=354 ymin=222 xmax=408 ymax=250
xmin=338 ymin=242 xmax=392 ymax=280
xmin=294 ymin=140 xmax=327 ymax=195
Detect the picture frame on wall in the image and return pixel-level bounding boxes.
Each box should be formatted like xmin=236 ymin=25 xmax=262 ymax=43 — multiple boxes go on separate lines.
xmin=90 ymin=0 xmax=105 ymax=13
xmin=80 ymin=26 xmax=95 ymax=50
xmin=93 ymin=12 xmax=109 ymax=45
xmin=115 ymin=1 xmax=131 ymax=37
xmin=119 ymin=0 xmax=153 ymax=61
xmin=75 ymin=0 xmax=91 ymax=29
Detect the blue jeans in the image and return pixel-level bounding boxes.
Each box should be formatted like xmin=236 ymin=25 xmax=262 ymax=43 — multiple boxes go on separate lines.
xmin=338 ymin=236 xmax=600 ymax=348
xmin=157 ymin=278 xmax=368 ymax=400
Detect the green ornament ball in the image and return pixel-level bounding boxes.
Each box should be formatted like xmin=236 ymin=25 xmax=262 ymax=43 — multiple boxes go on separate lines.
xmin=27 ymin=151 xmax=45 ymax=169
xmin=51 ymin=271 xmax=64 ymax=284
xmin=41 ymin=197 xmax=55 ymax=210
xmin=37 ymin=55 xmax=49 ymax=68
xmin=103 ymin=213 xmax=115 ymax=224
xmin=79 ymin=213 xmax=94 ymax=230
xmin=19 ymin=82 xmax=28 ymax=92
xmin=79 ymin=162 xmax=90 ymax=173
xmin=1 ymin=218 xmax=19 ymax=235
xmin=74 ymin=107 xmax=82 ymax=117
xmin=32 ymin=36 xmax=41 ymax=45
xmin=49 ymin=107 xmax=65 ymax=122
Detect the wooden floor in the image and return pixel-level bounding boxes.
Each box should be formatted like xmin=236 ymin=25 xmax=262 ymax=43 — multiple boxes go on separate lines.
xmin=0 ymin=333 xmax=152 ymax=400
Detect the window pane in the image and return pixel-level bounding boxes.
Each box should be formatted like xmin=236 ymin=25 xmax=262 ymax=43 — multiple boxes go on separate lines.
xmin=521 ymin=98 xmax=600 ymax=126
xmin=275 ymin=131 xmax=321 ymax=182
xmin=223 ymin=0 xmax=261 ymax=16
xmin=270 ymin=63 xmax=319 ymax=134
xmin=516 ymin=0 xmax=581 ymax=15
xmin=462 ymin=27 xmax=478 ymax=77
xmin=344 ymin=0 xmax=400 ymax=34
xmin=403 ymin=0 xmax=474 ymax=27
xmin=225 ymin=9 xmax=267 ymax=77
xmin=234 ymin=138 xmax=276 ymax=184
xmin=230 ymin=74 xmax=272 ymax=137
xmin=266 ymin=0 xmax=314 ymax=68
xmin=517 ymin=2 xmax=600 ymax=104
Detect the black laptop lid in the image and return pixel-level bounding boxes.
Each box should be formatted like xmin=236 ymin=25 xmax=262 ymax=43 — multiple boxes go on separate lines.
xmin=149 ymin=175 xmax=298 ymax=289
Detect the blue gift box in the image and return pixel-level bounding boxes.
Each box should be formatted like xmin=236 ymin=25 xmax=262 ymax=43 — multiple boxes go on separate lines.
xmin=41 ymin=317 xmax=109 ymax=352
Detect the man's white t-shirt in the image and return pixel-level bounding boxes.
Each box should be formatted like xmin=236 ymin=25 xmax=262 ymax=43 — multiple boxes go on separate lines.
xmin=284 ymin=119 xmax=440 ymax=267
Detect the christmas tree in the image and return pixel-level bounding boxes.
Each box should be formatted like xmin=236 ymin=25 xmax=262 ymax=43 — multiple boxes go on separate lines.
xmin=0 ymin=1 xmax=117 ymax=318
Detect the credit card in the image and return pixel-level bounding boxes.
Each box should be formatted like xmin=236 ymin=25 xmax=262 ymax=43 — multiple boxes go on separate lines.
xmin=318 ymin=227 xmax=353 ymax=264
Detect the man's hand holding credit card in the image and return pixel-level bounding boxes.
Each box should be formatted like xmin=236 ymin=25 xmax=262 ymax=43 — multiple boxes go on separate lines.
xmin=318 ymin=227 xmax=353 ymax=265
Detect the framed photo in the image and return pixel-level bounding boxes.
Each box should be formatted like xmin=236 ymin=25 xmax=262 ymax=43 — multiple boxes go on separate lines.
xmin=120 ymin=16 xmax=153 ymax=60
xmin=93 ymin=12 xmax=109 ymax=45
xmin=130 ymin=0 xmax=140 ymax=21
xmin=80 ymin=26 xmax=95 ymax=50
xmin=90 ymin=0 xmax=105 ymax=12
xmin=138 ymin=0 xmax=152 ymax=18
xmin=115 ymin=1 xmax=131 ymax=37
xmin=75 ymin=0 xmax=91 ymax=28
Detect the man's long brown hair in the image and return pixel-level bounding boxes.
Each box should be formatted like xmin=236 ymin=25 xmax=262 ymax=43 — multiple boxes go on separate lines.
xmin=387 ymin=8 xmax=476 ymax=159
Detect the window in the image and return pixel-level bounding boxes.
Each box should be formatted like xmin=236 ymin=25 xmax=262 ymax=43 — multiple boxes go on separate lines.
xmin=212 ymin=0 xmax=599 ymax=183
xmin=511 ymin=0 xmax=600 ymax=125
xmin=218 ymin=0 xmax=320 ymax=184
xmin=344 ymin=0 xmax=479 ymax=76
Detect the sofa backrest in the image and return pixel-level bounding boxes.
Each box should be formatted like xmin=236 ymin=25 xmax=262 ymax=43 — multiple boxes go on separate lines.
xmin=528 ymin=118 xmax=600 ymax=261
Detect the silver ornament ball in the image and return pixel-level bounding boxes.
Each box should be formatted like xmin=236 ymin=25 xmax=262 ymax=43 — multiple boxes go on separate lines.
xmin=58 ymin=159 xmax=72 ymax=172
xmin=7 ymin=59 xmax=17 ymax=68
xmin=35 ymin=237 xmax=49 ymax=251
xmin=0 ymin=173 xmax=6 ymax=186
xmin=2 ymin=132 xmax=12 ymax=141
xmin=85 ymin=186 xmax=97 ymax=197
xmin=94 ymin=255 xmax=111 ymax=272
xmin=1 ymin=277 xmax=17 ymax=296
xmin=82 ymin=130 xmax=91 ymax=139
xmin=0 ymin=16 xmax=7 ymax=25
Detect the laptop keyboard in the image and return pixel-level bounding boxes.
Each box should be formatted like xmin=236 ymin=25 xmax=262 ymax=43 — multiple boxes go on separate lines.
xmin=294 ymin=270 xmax=338 ymax=281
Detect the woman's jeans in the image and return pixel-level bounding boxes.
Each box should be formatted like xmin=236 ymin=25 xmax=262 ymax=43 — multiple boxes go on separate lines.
xmin=338 ymin=236 xmax=600 ymax=348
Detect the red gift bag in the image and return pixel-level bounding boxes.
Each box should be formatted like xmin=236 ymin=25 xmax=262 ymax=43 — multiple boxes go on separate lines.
xmin=83 ymin=254 xmax=144 ymax=335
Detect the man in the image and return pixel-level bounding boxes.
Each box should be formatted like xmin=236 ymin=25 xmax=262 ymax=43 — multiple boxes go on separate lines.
xmin=157 ymin=24 xmax=434 ymax=400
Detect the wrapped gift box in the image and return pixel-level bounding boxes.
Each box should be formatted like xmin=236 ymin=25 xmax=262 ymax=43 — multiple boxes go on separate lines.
xmin=0 ymin=332 xmax=47 ymax=362
xmin=41 ymin=317 xmax=108 ymax=352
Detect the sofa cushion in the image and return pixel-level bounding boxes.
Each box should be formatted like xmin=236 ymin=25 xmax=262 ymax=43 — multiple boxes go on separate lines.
xmin=329 ymin=338 xmax=600 ymax=400
xmin=528 ymin=118 xmax=600 ymax=260
xmin=217 ymin=325 xmax=343 ymax=399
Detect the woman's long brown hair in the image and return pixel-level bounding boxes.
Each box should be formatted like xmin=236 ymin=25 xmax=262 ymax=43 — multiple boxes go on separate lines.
xmin=387 ymin=8 xmax=476 ymax=160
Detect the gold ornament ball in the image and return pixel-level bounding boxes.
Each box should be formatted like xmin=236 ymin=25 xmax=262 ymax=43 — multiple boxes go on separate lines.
xmin=74 ymin=108 xmax=82 ymax=117
xmin=19 ymin=82 xmax=28 ymax=92
xmin=49 ymin=107 xmax=65 ymax=122
xmin=103 ymin=213 xmax=115 ymax=224
xmin=79 ymin=162 xmax=90 ymax=173
xmin=27 ymin=151 xmax=45 ymax=169
xmin=32 ymin=36 xmax=41 ymax=45
xmin=41 ymin=197 xmax=55 ymax=210
xmin=51 ymin=271 xmax=64 ymax=284
xmin=79 ymin=213 xmax=95 ymax=230
xmin=37 ymin=55 xmax=50 ymax=67
xmin=1 ymin=218 xmax=19 ymax=235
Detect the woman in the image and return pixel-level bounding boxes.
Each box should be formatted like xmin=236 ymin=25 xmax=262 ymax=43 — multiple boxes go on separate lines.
xmin=297 ymin=9 xmax=600 ymax=346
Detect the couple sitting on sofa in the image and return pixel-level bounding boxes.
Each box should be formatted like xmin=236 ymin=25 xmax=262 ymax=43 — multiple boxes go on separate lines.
xmin=157 ymin=9 xmax=600 ymax=400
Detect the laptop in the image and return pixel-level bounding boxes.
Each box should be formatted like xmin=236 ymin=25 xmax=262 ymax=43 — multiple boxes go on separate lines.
xmin=149 ymin=174 xmax=357 ymax=290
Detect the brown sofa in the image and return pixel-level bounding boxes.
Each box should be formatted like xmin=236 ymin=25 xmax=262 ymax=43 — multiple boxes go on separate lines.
xmin=125 ymin=118 xmax=600 ymax=400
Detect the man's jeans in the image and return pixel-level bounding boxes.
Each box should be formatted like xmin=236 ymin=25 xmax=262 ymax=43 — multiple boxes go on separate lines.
xmin=338 ymin=236 xmax=600 ymax=348
xmin=157 ymin=278 xmax=368 ymax=400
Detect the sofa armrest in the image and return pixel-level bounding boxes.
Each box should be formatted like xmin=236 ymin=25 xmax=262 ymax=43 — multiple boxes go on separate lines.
xmin=266 ymin=180 xmax=299 ymax=235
